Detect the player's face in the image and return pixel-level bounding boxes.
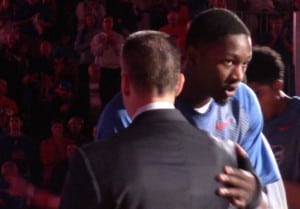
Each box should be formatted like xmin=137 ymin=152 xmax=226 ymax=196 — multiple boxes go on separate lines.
xmin=247 ymin=82 xmax=278 ymax=121
xmin=188 ymin=34 xmax=252 ymax=105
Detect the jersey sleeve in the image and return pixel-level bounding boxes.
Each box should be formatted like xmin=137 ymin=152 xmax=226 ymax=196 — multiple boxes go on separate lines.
xmin=95 ymin=93 xmax=131 ymax=140
xmin=237 ymin=83 xmax=281 ymax=186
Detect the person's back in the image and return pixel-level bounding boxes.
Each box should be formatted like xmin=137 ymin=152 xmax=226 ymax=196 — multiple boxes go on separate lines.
xmin=73 ymin=109 xmax=240 ymax=209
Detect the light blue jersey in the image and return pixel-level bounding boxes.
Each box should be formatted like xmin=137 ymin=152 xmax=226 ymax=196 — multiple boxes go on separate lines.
xmin=95 ymin=83 xmax=281 ymax=186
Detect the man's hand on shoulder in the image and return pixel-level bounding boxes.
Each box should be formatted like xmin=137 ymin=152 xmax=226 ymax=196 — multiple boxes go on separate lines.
xmin=216 ymin=145 xmax=267 ymax=209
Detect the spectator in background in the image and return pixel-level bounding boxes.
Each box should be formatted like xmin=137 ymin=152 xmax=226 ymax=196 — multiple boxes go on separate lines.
xmin=13 ymin=0 xmax=53 ymax=44
xmin=52 ymin=51 xmax=79 ymax=93
xmin=159 ymin=9 xmax=187 ymax=49
xmin=166 ymin=0 xmax=189 ymax=26
xmin=75 ymin=0 xmax=106 ymax=31
xmin=260 ymin=14 xmax=293 ymax=94
xmin=238 ymin=0 xmax=276 ymax=43
xmin=0 ymin=79 xmax=17 ymax=114
xmin=0 ymin=160 xmax=28 ymax=209
xmin=51 ymin=81 xmax=78 ymax=121
xmin=74 ymin=12 xmax=100 ymax=85
xmin=0 ymin=0 xmax=14 ymax=45
xmin=0 ymin=79 xmax=18 ymax=133
xmin=32 ymin=40 xmax=54 ymax=75
xmin=246 ymin=45 xmax=300 ymax=209
xmin=114 ymin=0 xmax=142 ymax=37
xmin=0 ymin=114 xmax=36 ymax=180
xmin=39 ymin=119 xmax=73 ymax=190
xmin=90 ymin=15 xmax=124 ymax=109
xmin=149 ymin=0 xmax=168 ymax=30
xmin=66 ymin=116 xmax=91 ymax=146
xmin=53 ymin=32 xmax=78 ymax=65
xmin=77 ymin=63 xmax=102 ymax=126
xmin=0 ymin=28 xmax=25 ymax=104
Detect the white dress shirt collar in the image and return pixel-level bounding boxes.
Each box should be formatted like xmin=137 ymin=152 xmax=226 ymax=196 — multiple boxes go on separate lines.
xmin=132 ymin=102 xmax=175 ymax=121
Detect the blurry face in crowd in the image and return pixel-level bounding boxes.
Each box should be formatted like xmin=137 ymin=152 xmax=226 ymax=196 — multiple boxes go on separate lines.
xmin=186 ymin=34 xmax=252 ymax=105
xmin=6 ymin=30 xmax=19 ymax=48
xmin=8 ymin=116 xmax=22 ymax=132
xmin=40 ymin=41 xmax=52 ymax=56
xmin=85 ymin=14 xmax=97 ymax=28
xmin=51 ymin=122 xmax=64 ymax=137
xmin=68 ymin=117 xmax=84 ymax=134
xmin=167 ymin=11 xmax=179 ymax=26
xmin=270 ymin=18 xmax=283 ymax=35
xmin=102 ymin=17 xmax=114 ymax=33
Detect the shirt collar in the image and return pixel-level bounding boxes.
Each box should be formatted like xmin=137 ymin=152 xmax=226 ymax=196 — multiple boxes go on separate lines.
xmin=132 ymin=102 xmax=175 ymax=120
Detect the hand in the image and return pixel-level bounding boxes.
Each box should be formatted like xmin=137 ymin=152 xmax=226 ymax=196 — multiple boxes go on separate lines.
xmin=216 ymin=145 xmax=261 ymax=208
xmin=5 ymin=175 xmax=32 ymax=197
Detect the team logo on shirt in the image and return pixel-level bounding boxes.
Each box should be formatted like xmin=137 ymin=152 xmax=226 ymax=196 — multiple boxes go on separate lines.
xmin=271 ymin=145 xmax=284 ymax=165
xmin=215 ymin=118 xmax=234 ymax=130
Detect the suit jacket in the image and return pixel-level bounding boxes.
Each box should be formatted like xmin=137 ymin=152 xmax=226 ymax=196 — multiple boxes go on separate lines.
xmin=60 ymin=109 xmax=241 ymax=209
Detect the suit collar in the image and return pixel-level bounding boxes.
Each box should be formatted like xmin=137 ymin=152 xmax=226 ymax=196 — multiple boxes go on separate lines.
xmin=132 ymin=102 xmax=175 ymax=120
xmin=132 ymin=109 xmax=186 ymax=125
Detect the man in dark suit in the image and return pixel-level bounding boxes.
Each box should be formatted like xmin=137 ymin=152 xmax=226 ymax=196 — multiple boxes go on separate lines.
xmin=60 ymin=30 xmax=263 ymax=209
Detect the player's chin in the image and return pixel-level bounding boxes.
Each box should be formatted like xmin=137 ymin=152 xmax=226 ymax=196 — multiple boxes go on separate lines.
xmin=214 ymin=92 xmax=231 ymax=105
xmin=214 ymin=97 xmax=228 ymax=106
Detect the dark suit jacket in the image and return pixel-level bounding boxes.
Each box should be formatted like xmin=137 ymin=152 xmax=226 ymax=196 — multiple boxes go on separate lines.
xmin=60 ymin=109 xmax=241 ymax=209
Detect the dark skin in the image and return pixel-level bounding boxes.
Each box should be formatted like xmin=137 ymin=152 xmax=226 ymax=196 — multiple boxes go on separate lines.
xmin=182 ymin=34 xmax=267 ymax=208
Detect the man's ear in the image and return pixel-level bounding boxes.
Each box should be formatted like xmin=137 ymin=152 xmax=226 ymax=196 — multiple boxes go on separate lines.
xmin=175 ymin=73 xmax=185 ymax=96
xmin=272 ymin=79 xmax=284 ymax=91
xmin=121 ymin=73 xmax=131 ymax=97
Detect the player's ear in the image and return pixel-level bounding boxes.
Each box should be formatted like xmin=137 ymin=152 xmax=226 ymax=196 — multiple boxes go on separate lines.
xmin=272 ymin=79 xmax=284 ymax=91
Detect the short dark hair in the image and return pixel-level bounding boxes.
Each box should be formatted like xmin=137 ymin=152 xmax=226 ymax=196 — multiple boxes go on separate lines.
xmin=121 ymin=30 xmax=181 ymax=95
xmin=246 ymin=46 xmax=285 ymax=84
xmin=186 ymin=8 xmax=250 ymax=47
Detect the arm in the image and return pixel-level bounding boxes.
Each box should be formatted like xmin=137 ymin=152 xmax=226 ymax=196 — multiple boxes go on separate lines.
xmin=90 ymin=33 xmax=106 ymax=56
xmin=74 ymin=30 xmax=90 ymax=52
xmin=5 ymin=175 xmax=60 ymax=209
xmin=60 ymin=148 xmax=100 ymax=209
xmin=95 ymin=93 xmax=131 ymax=141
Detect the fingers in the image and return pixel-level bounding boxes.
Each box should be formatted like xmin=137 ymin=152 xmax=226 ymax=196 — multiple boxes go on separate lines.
xmin=217 ymin=188 xmax=247 ymax=208
xmin=235 ymin=144 xmax=248 ymax=158
xmin=218 ymin=166 xmax=255 ymax=187
xmin=217 ymin=166 xmax=257 ymax=208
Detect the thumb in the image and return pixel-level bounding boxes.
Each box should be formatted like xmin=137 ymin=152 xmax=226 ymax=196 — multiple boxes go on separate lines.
xmin=235 ymin=144 xmax=253 ymax=171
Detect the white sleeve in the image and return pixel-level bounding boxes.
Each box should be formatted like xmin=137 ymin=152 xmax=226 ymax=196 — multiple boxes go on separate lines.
xmin=266 ymin=179 xmax=288 ymax=209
